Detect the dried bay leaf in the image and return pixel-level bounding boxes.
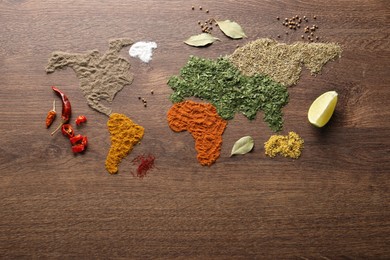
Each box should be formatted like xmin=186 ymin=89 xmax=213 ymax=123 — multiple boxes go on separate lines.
xmin=217 ymin=20 xmax=247 ymax=39
xmin=184 ymin=33 xmax=220 ymax=47
xmin=230 ymin=136 xmax=254 ymax=156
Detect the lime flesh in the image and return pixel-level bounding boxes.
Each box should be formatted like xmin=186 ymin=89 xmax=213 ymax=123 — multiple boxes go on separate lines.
xmin=308 ymin=91 xmax=338 ymax=127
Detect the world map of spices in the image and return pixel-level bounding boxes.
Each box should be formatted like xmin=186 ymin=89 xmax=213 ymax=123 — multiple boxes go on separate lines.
xmin=46 ymin=36 xmax=341 ymax=172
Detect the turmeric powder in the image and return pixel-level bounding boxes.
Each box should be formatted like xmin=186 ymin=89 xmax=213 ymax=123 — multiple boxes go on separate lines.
xmin=167 ymin=100 xmax=227 ymax=166
xmin=105 ymin=113 xmax=144 ymax=174
xmin=264 ymin=131 xmax=304 ymax=159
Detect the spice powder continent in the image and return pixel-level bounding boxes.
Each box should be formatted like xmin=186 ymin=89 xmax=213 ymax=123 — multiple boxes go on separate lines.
xmin=167 ymin=100 xmax=227 ymax=166
xmin=228 ymin=38 xmax=342 ymax=87
xmin=264 ymin=131 xmax=304 ymax=159
xmin=46 ymin=39 xmax=134 ymax=116
xmin=105 ymin=113 xmax=144 ymax=174
xmin=168 ymin=56 xmax=288 ymax=132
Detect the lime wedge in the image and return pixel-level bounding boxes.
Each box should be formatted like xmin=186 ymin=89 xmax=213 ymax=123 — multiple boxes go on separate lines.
xmin=308 ymin=91 xmax=338 ymax=127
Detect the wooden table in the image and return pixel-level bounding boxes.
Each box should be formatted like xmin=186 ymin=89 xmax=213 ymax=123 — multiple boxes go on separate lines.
xmin=1 ymin=0 xmax=389 ymax=258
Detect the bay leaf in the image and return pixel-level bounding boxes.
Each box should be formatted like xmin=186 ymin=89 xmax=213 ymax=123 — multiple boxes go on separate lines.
xmin=217 ymin=20 xmax=247 ymax=39
xmin=230 ymin=136 xmax=254 ymax=156
xmin=184 ymin=33 xmax=220 ymax=47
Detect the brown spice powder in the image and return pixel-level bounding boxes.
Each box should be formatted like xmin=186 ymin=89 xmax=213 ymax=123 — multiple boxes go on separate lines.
xmin=46 ymin=39 xmax=134 ymax=116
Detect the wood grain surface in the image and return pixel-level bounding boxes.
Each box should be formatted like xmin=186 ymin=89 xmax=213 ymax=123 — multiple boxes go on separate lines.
xmin=1 ymin=0 xmax=389 ymax=258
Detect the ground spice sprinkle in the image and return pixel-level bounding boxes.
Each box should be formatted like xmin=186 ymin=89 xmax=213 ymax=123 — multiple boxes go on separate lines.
xmin=264 ymin=131 xmax=304 ymax=159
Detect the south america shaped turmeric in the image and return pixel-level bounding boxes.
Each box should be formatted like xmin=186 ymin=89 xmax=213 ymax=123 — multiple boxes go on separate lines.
xmin=105 ymin=113 xmax=144 ymax=174
xmin=167 ymin=100 xmax=227 ymax=166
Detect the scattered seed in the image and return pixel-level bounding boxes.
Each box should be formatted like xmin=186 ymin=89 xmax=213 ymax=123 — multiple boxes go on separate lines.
xmin=199 ymin=6 xmax=202 ymax=10
xmin=277 ymin=17 xmax=280 ymax=20
xmin=151 ymin=90 xmax=154 ymax=94
xmin=192 ymin=6 xmax=194 ymax=10
xmin=206 ymin=9 xmax=209 ymax=13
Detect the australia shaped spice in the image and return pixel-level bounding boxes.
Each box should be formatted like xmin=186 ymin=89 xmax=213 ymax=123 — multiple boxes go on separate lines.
xmin=46 ymin=38 xmax=134 ymax=116
xmin=167 ymin=100 xmax=227 ymax=166
xmin=228 ymin=38 xmax=342 ymax=87
xmin=106 ymin=113 xmax=144 ymax=174
xmin=168 ymin=56 xmax=288 ymax=132
xmin=264 ymin=131 xmax=304 ymax=159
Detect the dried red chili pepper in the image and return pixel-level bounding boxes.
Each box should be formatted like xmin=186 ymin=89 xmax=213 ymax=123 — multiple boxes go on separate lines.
xmin=75 ymin=115 xmax=87 ymax=126
xmin=61 ymin=124 xmax=75 ymax=138
xmin=45 ymin=100 xmax=56 ymax=128
xmin=72 ymin=144 xmax=85 ymax=153
xmin=70 ymin=134 xmax=83 ymax=144
xmin=70 ymin=134 xmax=88 ymax=153
xmin=51 ymin=86 xmax=72 ymax=135
xmin=81 ymin=135 xmax=88 ymax=147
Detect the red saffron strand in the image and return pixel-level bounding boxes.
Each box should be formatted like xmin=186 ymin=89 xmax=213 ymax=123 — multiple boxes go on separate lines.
xmin=132 ymin=154 xmax=155 ymax=178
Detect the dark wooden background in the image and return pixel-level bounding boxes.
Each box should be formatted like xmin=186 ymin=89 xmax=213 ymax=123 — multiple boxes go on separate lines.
xmin=1 ymin=0 xmax=389 ymax=258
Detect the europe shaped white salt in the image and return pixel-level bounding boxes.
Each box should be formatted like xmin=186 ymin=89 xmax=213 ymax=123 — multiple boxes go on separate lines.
xmin=129 ymin=41 xmax=157 ymax=63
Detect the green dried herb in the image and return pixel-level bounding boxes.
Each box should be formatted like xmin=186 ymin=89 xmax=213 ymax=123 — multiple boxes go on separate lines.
xmin=217 ymin=20 xmax=247 ymax=39
xmin=230 ymin=136 xmax=254 ymax=156
xmin=167 ymin=56 xmax=288 ymax=132
xmin=184 ymin=33 xmax=220 ymax=47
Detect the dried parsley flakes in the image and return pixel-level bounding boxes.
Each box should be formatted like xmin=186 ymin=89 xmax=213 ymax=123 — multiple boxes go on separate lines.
xmin=167 ymin=56 xmax=288 ymax=132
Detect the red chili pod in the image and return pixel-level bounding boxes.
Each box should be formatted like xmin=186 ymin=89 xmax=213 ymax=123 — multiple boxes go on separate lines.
xmin=70 ymin=134 xmax=83 ymax=145
xmin=75 ymin=115 xmax=87 ymax=126
xmin=71 ymin=144 xmax=85 ymax=153
xmin=61 ymin=124 xmax=75 ymax=138
xmin=52 ymin=86 xmax=71 ymax=123
xmin=45 ymin=100 xmax=56 ymax=128
xmin=81 ymin=136 xmax=88 ymax=148
xmin=51 ymin=86 xmax=72 ymax=136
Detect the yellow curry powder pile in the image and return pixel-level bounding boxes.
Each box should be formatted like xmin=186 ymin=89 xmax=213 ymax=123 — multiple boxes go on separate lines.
xmin=167 ymin=100 xmax=228 ymax=166
xmin=264 ymin=131 xmax=304 ymax=159
xmin=105 ymin=113 xmax=144 ymax=174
